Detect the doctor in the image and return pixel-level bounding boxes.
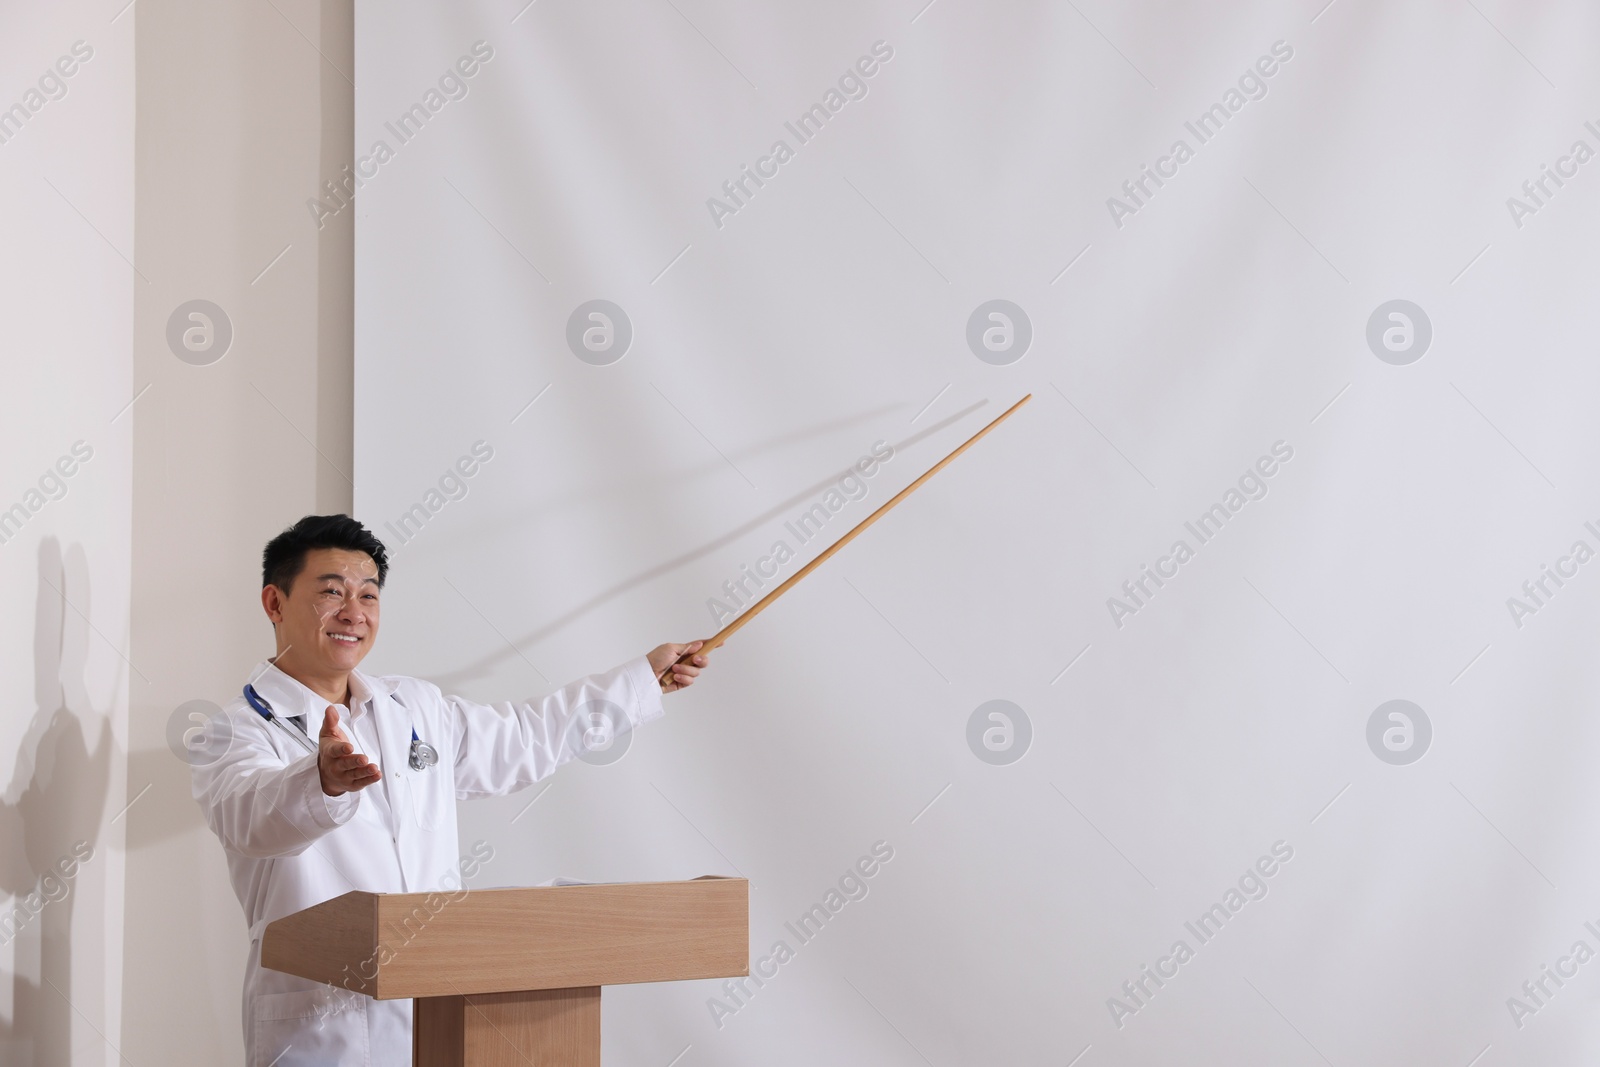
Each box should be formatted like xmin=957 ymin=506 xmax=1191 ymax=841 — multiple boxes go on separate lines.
xmin=190 ymin=514 xmax=708 ymax=1066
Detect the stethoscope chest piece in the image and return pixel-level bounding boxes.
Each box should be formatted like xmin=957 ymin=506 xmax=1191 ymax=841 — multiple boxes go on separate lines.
xmin=409 ymin=738 xmax=438 ymax=771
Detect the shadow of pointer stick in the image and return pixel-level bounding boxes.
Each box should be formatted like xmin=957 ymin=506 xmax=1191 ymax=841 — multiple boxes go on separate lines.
xmin=659 ymin=393 xmax=1033 ymax=682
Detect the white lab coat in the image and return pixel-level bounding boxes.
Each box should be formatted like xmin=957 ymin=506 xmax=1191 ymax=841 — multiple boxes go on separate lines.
xmin=190 ymin=655 xmax=664 ymax=1066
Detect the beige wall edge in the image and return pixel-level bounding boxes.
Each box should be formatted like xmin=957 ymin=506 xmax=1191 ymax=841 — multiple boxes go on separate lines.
xmin=124 ymin=2 xmax=353 ymax=1062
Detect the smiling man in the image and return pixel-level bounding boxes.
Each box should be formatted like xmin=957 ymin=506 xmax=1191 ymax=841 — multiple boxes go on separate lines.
xmin=190 ymin=514 xmax=707 ymax=1066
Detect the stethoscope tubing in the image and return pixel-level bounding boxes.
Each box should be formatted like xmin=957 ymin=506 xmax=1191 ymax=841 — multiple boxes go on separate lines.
xmin=244 ymin=684 xmax=319 ymax=755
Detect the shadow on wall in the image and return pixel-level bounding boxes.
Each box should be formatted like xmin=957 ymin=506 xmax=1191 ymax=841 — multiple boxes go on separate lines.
xmin=0 ymin=539 xmax=114 ymax=1065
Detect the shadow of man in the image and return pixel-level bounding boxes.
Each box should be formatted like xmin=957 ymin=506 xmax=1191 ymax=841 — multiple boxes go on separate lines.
xmin=0 ymin=538 xmax=115 ymax=1064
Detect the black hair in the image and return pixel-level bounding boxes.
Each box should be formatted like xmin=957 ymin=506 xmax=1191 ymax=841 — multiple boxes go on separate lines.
xmin=262 ymin=514 xmax=389 ymax=593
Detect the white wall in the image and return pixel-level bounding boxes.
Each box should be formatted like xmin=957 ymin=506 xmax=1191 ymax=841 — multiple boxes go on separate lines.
xmin=0 ymin=6 xmax=133 ymax=1065
xmin=354 ymin=0 xmax=1600 ymax=1063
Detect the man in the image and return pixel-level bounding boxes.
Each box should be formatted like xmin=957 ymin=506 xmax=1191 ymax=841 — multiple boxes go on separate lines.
xmin=190 ymin=514 xmax=708 ymax=1065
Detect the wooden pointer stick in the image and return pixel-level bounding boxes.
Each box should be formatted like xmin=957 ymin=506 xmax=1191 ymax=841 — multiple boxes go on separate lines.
xmin=661 ymin=393 xmax=1033 ymax=680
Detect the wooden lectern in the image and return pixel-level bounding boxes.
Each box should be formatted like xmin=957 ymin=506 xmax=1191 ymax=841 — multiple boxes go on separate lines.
xmin=261 ymin=877 xmax=748 ymax=1066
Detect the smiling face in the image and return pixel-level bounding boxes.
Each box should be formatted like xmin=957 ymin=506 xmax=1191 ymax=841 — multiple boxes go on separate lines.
xmin=261 ymin=547 xmax=382 ymax=690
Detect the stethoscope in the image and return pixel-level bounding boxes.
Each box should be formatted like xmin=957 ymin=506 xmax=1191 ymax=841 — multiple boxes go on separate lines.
xmin=244 ymin=684 xmax=438 ymax=771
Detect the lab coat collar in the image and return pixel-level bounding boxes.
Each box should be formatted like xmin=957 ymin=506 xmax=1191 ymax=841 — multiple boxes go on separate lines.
xmin=246 ymin=658 xmax=400 ymax=720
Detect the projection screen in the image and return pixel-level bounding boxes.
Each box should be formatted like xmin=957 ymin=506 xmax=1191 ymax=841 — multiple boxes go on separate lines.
xmin=353 ymin=1 xmax=1600 ymax=1062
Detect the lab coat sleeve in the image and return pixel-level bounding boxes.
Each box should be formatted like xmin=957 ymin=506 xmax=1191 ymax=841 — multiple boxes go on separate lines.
xmin=190 ymin=709 xmax=362 ymax=859
xmin=448 ymin=655 xmax=665 ymax=799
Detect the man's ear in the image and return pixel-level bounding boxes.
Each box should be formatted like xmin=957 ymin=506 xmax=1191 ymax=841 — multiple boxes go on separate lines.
xmin=261 ymin=584 xmax=285 ymax=624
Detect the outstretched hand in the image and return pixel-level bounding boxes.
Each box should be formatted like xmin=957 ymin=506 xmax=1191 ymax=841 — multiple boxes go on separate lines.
xmin=318 ymin=706 xmax=381 ymax=796
xmin=649 ymin=641 xmax=708 ymax=693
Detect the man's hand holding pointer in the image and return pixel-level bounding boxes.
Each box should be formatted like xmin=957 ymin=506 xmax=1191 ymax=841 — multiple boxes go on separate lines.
xmin=649 ymin=640 xmax=708 ymax=693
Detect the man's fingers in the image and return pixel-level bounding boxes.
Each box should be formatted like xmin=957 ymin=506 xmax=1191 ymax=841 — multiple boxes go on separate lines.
xmin=320 ymin=706 xmax=350 ymax=741
xmin=345 ymin=762 xmax=381 ymax=787
xmin=670 ymin=642 xmax=708 ymax=666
